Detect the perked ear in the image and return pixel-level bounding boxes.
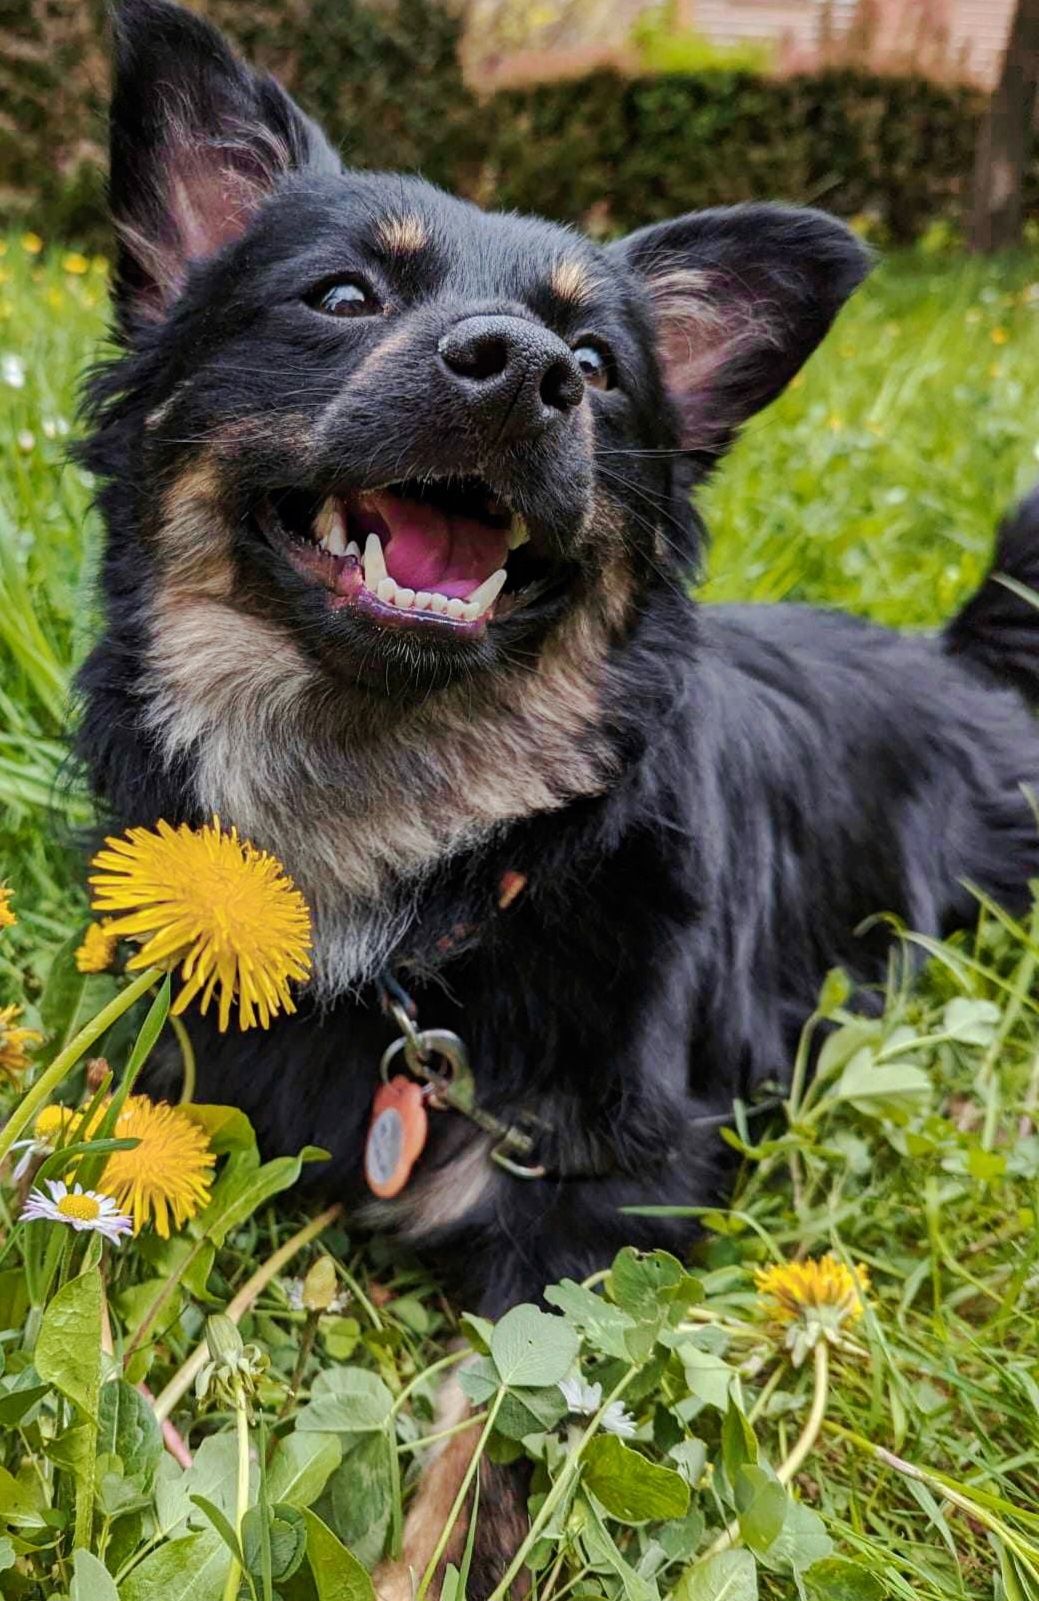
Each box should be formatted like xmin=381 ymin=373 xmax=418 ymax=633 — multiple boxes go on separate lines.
xmin=609 ymin=204 xmax=871 ymax=460
xmin=108 ymin=0 xmax=339 ymax=330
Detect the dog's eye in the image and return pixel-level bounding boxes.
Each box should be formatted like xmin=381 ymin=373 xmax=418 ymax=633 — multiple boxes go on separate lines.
xmin=310 ymin=278 xmax=381 ymax=318
xmin=572 ymin=340 xmax=614 ymax=391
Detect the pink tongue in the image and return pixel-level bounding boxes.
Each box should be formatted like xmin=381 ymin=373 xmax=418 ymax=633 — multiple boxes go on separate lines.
xmin=366 ymin=492 xmax=508 ymax=599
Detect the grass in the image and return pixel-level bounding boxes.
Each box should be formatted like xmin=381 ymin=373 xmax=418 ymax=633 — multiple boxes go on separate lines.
xmin=1 ymin=231 xmax=1039 ymax=1599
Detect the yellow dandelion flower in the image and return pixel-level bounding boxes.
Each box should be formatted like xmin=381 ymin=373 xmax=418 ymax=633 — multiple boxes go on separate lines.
xmin=62 ymin=252 xmax=89 ymax=275
xmin=991 ymin=326 xmax=1009 ymax=346
xmin=89 ymin=817 xmax=312 ymax=1030
xmin=75 ymin=920 xmax=119 ymax=974
xmin=755 ymin=1252 xmax=869 ymax=1365
xmin=21 ymin=232 xmax=43 ymax=255
xmin=34 ymin=1103 xmax=77 ymax=1142
xmin=100 ymin=1095 xmax=215 ymax=1236
xmin=0 ymin=1004 xmax=42 ymax=1080
xmin=0 ymin=885 xmax=15 ymax=929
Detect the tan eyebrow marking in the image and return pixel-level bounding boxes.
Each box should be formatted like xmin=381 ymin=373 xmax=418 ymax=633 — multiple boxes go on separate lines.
xmin=550 ymin=257 xmax=594 ymax=305
xmin=376 ymin=213 xmax=430 ymax=254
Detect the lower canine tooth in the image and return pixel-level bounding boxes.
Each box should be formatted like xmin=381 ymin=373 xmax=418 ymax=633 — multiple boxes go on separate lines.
xmin=466 ymin=568 xmax=507 ymax=615
xmin=364 ymin=533 xmax=388 ymax=588
xmin=377 ymin=577 xmax=396 ymax=603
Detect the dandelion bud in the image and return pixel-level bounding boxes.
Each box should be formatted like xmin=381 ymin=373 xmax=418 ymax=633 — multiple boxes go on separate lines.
xmin=86 ymin=1057 xmax=110 ymax=1091
xmin=302 ymin=1256 xmax=338 ymax=1313
xmin=195 ymin=1315 xmax=270 ymax=1415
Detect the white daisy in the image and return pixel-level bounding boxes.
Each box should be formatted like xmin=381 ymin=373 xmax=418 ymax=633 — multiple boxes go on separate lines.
xmin=559 ymin=1375 xmax=602 ymax=1415
xmin=601 ymin=1401 xmax=638 ymax=1438
xmin=1 ymin=354 xmax=25 ymax=389
xmin=559 ymin=1375 xmax=637 ymax=1438
xmin=21 ymin=1179 xmax=132 ymax=1243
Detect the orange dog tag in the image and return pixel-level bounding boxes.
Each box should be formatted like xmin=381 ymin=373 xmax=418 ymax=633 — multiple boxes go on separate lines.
xmin=365 ymin=1076 xmax=429 ymax=1198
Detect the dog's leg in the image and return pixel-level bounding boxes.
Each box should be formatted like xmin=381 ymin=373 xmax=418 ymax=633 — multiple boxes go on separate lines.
xmin=374 ymin=1371 xmax=528 ymax=1601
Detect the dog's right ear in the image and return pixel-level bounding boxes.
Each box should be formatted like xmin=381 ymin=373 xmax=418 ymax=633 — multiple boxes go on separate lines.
xmin=108 ymin=0 xmax=339 ymax=333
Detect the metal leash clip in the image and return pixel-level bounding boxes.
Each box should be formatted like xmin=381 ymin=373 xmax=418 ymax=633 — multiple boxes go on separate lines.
xmin=379 ymin=992 xmax=546 ymax=1179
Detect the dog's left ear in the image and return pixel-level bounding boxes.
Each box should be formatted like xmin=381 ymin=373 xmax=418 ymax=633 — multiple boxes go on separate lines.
xmin=609 ymin=204 xmax=871 ymax=459
xmin=108 ymin=0 xmax=340 ymax=331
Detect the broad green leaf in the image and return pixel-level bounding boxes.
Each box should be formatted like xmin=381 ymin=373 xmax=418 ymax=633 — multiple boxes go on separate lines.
xmin=243 ymin=1502 xmax=307 ymax=1582
xmin=584 ymin=1434 xmax=689 ymax=1524
xmin=119 ymin=1527 xmax=230 ymax=1601
xmin=0 ymin=1463 xmax=47 ymax=1528
xmin=180 ymin=1103 xmax=258 ymax=1155
xmin=98 ymin=1380 xmax=162 ymax=1486
xmin=734 ymin=1466 xmax=788 ymax=1555
xmin=678 ymin=1346 xmax=740 ymax=1413
xmin=316 ymin=1434 xmax=393 ymax=1570
xmin=675 ymin=1549 xmax=758 ymax=1601
xmin=757 ymin=1499 xmax=832 ymax=1575
xmin=721 ymin=1399 xmax=758 ymax=1479
xmin=804 ymin=1557 xmax=885 ymax=1600
xmin=35 ymin=1267 xmax=102 ymax=1421
xmin=942 ymin=996 xmax=1000 ymax=1044
xmin=268 ymin=1431 xmax=342 ymax=1508
xmin=200 ymin=1149 xmax=328 ymax=1247
xmin=303 ymin=1508 xmax=375 ymax=1600
xmin=183 ymin=1436 xmax=250 ymax=1528
xmin=545 ymin=1279 xmax=637 ymax=1361
xmin=836 ymin=1051 xmax=931 ymax=1115
xmin=0 ymin=1366 xmax=49 ymax=1426
xmin=0 ymin=1536 xmax=14 ymax=1571
xmin=495 ymin=1383 xmax=569 ymax=1441
xmin=70 ymin=1548 xmax=119 ymax=1601
xmin=296 ymin=1367 xmax=393 ymax=1434
xmin=490 ymin=1303 xmax=579 ymax=1388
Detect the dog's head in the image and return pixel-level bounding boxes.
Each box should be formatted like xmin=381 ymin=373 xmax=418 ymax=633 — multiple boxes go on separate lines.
xmin=89 ymin=0 xmax=869 ymax=706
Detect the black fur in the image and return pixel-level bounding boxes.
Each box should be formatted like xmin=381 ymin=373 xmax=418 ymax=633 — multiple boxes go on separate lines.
xmin=78 ymin=0 xmax=1039 ymax=1335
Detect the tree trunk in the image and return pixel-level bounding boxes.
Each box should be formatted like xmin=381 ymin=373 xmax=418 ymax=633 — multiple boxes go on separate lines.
xmin=971 ymin=0 xmax=1039 ymax=253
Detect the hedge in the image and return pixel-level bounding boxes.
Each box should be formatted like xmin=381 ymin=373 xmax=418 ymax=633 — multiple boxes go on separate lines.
xmin=0 ymin=0 xmax=1027 ymax=248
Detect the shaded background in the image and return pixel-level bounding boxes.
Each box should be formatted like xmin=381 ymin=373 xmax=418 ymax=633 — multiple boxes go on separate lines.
xmin=0 ymin=0 xmax=1033 ymax=251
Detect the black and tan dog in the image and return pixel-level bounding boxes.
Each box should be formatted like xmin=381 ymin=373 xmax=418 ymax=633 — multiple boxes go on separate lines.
xmin=78 ymin=0 xmax=1039 ymax=1587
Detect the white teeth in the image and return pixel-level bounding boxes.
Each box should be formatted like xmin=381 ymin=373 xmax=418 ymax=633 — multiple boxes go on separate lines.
xmin=326 ymin=508 xmax=348 ymax=557
xmin=364 ymin=533 xmax=388 ymax=589
xmin=430 ymin=594 xmax=448 ymax=614
xmin=508 ymin=518 xmax=530 ymax=551
xmin=395 ymin=587 xmax=416 ymax=609
xmin=345 ymin=539 xmax=361 ymax=561
xmin=466 ymin=568 xmax=507 ymax=617
xmin=376 ymin=576 xmax=396 ymax=604
xmin=446 ymin=598 xmax=466 ymax=620
xmin=414 ymin=591 xmax=433 ymax=610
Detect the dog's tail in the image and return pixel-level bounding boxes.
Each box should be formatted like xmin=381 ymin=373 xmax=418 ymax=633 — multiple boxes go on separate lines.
xmin=944 ymin=485 xmax=1039 ymax=704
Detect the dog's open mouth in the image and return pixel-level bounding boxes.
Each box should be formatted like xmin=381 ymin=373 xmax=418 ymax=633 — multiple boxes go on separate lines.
xmin=271 ymin=478 xmax=552 ymax=632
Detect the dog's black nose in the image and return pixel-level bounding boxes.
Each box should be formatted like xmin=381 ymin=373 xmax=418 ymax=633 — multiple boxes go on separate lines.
xmin=438 ymin=315 xmax=584 ymax=439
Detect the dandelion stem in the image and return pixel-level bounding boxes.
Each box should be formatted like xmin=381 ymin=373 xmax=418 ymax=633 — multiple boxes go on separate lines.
xmin=222 ymin=1404 xmax=251 ymax=1601
xmin=0 ymin=965 xmax=163 ymax=1168
xmin=152 ymin=1203 xmax=342 ymax=1422
xmin=170 ymin=1014 xmax=197 ymax=1105
xmin=695 ymin=1339 xmax=830 ymax=1566
xmin=777 ymin=1339 xmax=829 ymax=1485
